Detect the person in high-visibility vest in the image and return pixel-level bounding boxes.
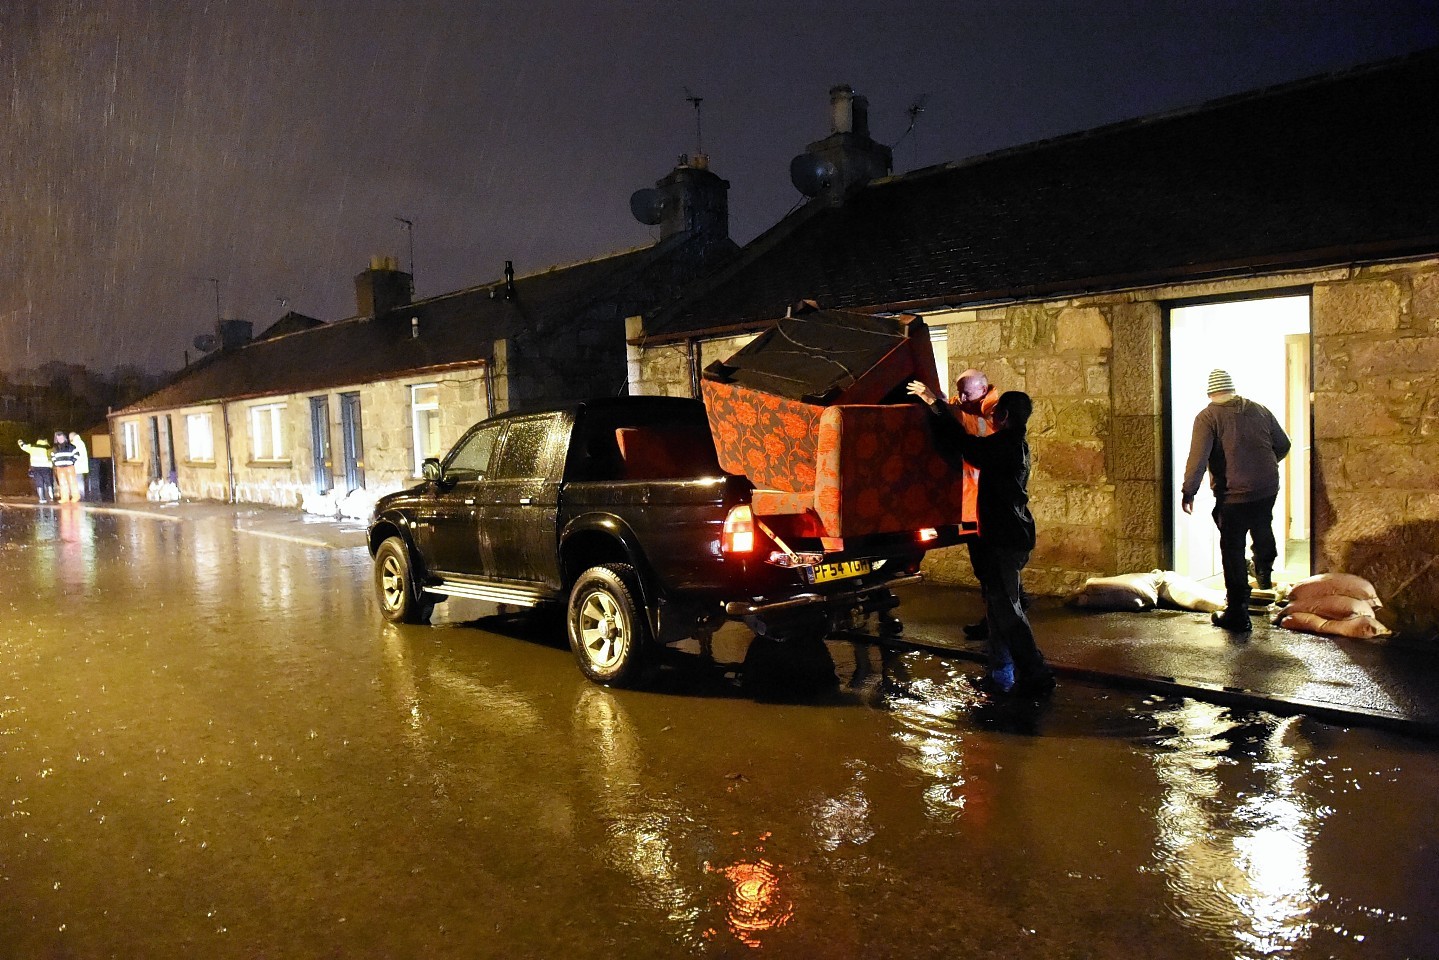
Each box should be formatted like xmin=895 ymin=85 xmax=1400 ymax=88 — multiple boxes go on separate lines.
xmin=18 ymin=437 xmax=54 ymax=502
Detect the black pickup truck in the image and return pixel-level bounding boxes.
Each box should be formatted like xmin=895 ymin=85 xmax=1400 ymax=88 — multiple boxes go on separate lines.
xmin=367 ymin=396 xmax=950 ymax=686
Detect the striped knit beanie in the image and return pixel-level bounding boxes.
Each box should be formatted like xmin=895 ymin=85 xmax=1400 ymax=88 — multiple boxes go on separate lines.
xmin=1206 ymin=368 xmax=1235 ymax=395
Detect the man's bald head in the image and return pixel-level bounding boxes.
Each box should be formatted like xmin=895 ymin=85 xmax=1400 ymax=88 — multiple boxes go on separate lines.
xmin=955 ymin=368 xmax=990 ymax=413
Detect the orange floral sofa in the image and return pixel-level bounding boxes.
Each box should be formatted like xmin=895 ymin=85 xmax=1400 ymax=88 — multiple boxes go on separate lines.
xmin=702 ymin=379 xmax=967 ymax=540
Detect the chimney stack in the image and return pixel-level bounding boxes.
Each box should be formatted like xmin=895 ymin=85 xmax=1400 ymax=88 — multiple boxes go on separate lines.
xmin=217 ymin=318 xmax=253 ymax=350
xmin=354 ymin=254 xmax=413 ymax=319
xmin=790 ymin=84 xmax=892 ymax=204
xmin=629 ymin=155 xmax=730 ymax=243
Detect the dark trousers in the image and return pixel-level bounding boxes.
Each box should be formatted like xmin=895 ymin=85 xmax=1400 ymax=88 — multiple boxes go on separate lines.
xmin=28 ymin=467 xmax=54 ymax=502
xmin=1212 ymin=493 xmax=1278 ymax=607
xmin=968 ymin=540 xmax=1029 ymax=610
xmin=970 ymin=542 xmax=1051 ymax=684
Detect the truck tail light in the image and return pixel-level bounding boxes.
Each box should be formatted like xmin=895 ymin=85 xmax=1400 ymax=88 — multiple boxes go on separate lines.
xmin=722 ymin=505 xmax=755 ymax=554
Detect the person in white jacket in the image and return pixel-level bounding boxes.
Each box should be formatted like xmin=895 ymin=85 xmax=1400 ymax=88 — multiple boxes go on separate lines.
xmin=69 ymin=432 xmax=90 ymax=500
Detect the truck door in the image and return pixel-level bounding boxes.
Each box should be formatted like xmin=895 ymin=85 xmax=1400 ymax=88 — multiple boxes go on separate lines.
xmin=476 ymin=413 xmax=564 ymax=589
xmin=421 ymin=421 xmax=504 ymax=575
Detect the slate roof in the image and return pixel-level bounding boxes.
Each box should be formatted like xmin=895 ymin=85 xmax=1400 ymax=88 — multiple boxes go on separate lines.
xmin=646 ymin=47 xmax=1439 ymax=340
xmin=121 ymin=234 xmax=721 ymax=414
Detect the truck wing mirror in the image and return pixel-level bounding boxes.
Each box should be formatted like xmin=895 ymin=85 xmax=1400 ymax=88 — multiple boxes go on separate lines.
xmin=422 ymin=458 xmax=442 ymax=482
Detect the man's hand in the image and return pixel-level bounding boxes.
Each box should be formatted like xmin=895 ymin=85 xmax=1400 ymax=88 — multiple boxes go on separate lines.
xmin=906 ymin=381 xmax=936 ymax=405
xmin=1181 ymin=494 xmax=1194 ymax=515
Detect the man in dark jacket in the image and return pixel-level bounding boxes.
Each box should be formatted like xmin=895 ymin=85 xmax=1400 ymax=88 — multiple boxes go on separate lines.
xmin=908 ymin=380 xmax=1054 ymax=697
xmin=1181 ymin=369 xmax=1292 ymax=632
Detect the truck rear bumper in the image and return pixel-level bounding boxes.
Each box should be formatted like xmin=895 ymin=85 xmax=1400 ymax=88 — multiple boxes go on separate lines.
xmin=723 ymin=573 xmax=922 ymax=618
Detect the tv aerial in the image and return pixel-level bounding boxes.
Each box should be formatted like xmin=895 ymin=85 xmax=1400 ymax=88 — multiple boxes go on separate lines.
xmin=892 ymin=93 xmax=931 ymax=163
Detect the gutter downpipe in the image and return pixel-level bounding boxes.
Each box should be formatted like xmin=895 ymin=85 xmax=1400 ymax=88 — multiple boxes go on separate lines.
xmin=222 ymin=402 xmax=236 ymax=503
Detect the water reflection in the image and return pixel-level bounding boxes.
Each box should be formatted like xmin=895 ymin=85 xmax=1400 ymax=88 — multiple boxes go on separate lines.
xmin=572 ymin=687 xmax=703 ymax=933
xmin=1149 ymin=701 xmax=1325 ymax=957
xmin=708 ymin=854 xmax=794 ymax=948
xmin=886 ymin=660 xmax=997 ymax=824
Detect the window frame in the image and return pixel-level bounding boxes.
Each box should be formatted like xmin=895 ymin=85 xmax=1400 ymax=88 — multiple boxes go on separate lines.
xmin=185 ymin=412 xmax=216 ymax=464
xmin=248 ymin=402 xmax=290 ymax=463
xmin=410 ymin=383 xmax=441 ymax=476
xmin=121 ymin=421 xmax=142 ymax=462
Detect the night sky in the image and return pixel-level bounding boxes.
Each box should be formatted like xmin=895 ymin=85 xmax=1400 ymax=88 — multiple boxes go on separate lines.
xmin=5 ymin=1 xmax=1438 ymax=375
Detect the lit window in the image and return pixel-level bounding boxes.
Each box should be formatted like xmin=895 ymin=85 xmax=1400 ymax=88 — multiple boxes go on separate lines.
xmin=249 ymin=403 xmax=288 ymax=461
xmin=186 ymin=413 xmax=215 ymax=462
xmin=122 ymin=421 xmax=141 ymax=462
xmin=929 ymin=328 xmax=950 ymax=399
xmin=411 ymin=383 xmax=441 ymax=475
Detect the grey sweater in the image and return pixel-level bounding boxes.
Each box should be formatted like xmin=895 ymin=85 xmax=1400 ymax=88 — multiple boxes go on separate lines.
xmin=1181 ymin=396 xmax=1291 ymax=504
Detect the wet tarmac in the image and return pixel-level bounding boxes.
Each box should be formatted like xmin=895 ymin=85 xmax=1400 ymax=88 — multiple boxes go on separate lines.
xmin=2 ymin=503 xmax=1438 ymax=958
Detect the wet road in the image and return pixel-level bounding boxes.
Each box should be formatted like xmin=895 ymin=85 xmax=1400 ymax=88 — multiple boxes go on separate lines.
xmin=2 ymin=505 xmax=1438 ymax=958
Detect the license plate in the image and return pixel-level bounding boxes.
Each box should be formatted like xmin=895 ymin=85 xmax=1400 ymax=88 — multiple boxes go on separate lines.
xmin=812 ymin=559 xmax=871 ymax=583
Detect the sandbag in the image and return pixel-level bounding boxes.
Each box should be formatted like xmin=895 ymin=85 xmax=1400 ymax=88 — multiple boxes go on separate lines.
xmin=1278 ymin=610 xmax=1391 ymax=640
xmin=1283 ymin=593 xmax=1376 ymax=621
xmin=1286 ymin=572 xmax=1382 ymax=608
xmin=1156 ymin=572 xmax=1226 ymax=613
xmin=1070 ymin=571 xmax=1161 ymax=611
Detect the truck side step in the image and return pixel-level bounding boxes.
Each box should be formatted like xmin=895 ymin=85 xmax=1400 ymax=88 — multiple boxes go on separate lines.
xmin=427 ymin=575 xmax=552 ymax=607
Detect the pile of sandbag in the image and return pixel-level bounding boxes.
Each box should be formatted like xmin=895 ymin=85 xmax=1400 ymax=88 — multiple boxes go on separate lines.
xmin=1069 ymin=570 xmax=1226 ymax=613
xmin=1276 ymin=573 xmax=1390 ymax=640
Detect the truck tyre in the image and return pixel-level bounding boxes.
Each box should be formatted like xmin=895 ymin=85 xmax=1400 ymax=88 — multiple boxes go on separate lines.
xmin=375 ymin=536 xmax=436 ymax=624
xmin=568 ymin=563 xmax=651 ymax=686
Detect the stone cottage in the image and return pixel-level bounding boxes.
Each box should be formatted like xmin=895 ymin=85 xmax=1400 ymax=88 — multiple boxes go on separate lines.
xmin=632 ymin=50 xmax=1439 ymax=632
xmin=109 ymin=156 xmax=736 ymax=511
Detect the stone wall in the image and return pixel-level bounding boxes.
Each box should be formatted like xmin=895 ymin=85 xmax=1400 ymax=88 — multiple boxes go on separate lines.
xmin=630 ymin=332 xmax=757 ymax=397
xmin=1312 ymin=260 xmax=1439 ymax=634
xmin=111 ymin=366 xmax=490 ymax=509
xmin=633 ymin=261 xmax=1439 ymax=633
xmin=919 ymin=302 xmax=1121 ymax=596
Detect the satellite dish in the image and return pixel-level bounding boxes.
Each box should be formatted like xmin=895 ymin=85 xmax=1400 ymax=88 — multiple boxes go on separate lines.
xmin=193 ymin=333 xmax=219 ymax=353
xmin=790 ymin=153 xmax=836 ymax=197
xmin=629 ymin=188 xmax=667 ymax=225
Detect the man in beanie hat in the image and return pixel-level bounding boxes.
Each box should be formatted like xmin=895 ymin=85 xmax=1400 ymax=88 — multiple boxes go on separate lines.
xmin=1181 ymin=369 xmax=1291 ymax=631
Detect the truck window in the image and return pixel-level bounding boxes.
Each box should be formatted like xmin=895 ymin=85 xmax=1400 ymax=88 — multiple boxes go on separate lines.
xmin=445 ymin=423 xmax=502 ymax=481
xmin=491 ymin=418 xmax=556 ymax=480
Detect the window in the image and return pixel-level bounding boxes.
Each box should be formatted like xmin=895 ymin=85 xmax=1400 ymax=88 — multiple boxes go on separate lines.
xmin=249 ymin=403 xmax=288 ymax=461
xmin=122 ymin=421 xmax=141 ymax=462
xmin=186 ymin=413 xmax=215 ymax=462
xmin=492 ymin=417 xmax=556 ymax=480
xmin=411 ymin=383 xmax=441 ymax=475
xmin=443 ymin=423 xmax=503 ymax=481
xmin=929 ymin=328 xmax=950 ymax=398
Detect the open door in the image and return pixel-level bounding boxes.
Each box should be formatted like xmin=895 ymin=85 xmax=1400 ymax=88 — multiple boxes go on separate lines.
xmin=1168 ymin=294 xmax=1311 ymax=586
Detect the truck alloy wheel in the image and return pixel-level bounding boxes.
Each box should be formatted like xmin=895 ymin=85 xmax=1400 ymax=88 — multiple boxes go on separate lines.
xmin=374 ymin=536 xmax=435 ymax=624
xmin=568 ymin=563 xmax=650 ymax=686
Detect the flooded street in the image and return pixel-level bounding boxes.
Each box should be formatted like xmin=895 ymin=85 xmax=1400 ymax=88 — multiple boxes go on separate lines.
xmin=2 ymin=505 xmax=1437 ymax=958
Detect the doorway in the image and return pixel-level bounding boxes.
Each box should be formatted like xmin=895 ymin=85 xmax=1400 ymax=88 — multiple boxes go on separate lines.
xmin=310 ymin=396 xmax=333 ymax=495
xmin=1168 ymin=294 xmax=1311 ymax=586
xmin=339 ymin=392 xmax=365 ymax=493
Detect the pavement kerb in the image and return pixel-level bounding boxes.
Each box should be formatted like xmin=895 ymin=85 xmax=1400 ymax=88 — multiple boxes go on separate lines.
xmin=849 ymin=628 xmax=1439 ymax=742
